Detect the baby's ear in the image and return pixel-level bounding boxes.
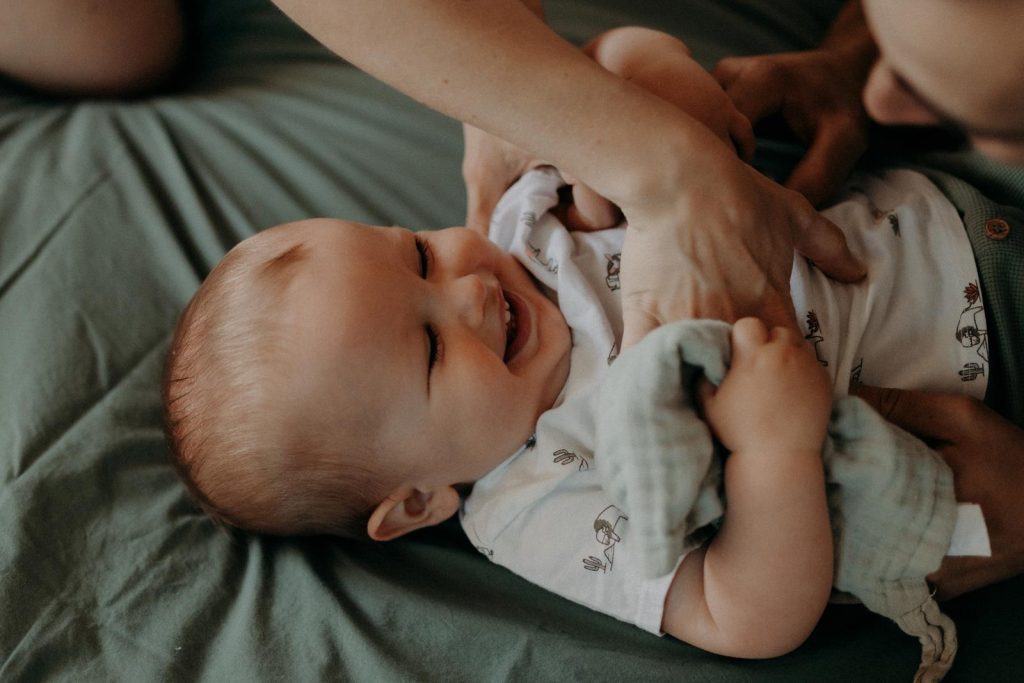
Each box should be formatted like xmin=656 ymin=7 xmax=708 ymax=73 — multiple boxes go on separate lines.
xmin=366 ymin=486 xmax=460 ymax=541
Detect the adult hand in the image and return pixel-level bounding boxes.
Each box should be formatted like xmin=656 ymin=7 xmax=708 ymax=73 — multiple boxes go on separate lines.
xmin=463 ymin=126 xmax=618 ymax=233
xmin=271 ymin=0 xmax=865 ymax=343
xmin=618 ymin=141 xmax=865 ymax=348
xmin=852 ymin=384 xmax=1024 ymax=599
xmin=712 ymin=1 xmax=876 ymax=207
xmin=713 ymin=47 xmax=871 ymax=207
xmin=462 ymin=123 xmax=537 ymax=234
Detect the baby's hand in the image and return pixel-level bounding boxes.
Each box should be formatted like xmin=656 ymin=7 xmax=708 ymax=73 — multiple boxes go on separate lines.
xmin=699 ymin=317 xmax=831 ymax=455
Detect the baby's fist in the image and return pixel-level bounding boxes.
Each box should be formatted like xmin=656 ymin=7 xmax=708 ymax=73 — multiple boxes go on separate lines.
xmin=701 ymin=317 xmax=832 ymax=454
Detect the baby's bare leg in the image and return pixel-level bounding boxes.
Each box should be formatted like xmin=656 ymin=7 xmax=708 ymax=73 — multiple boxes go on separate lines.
xmin=0 ymin=0 xmax=184 ymax=95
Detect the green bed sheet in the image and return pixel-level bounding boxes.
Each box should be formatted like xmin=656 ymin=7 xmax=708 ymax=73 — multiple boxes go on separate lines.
xmin=2 ymin=1 xmax=1021 ymax=680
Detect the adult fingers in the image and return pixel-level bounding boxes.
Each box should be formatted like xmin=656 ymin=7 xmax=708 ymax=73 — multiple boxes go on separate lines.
xmin=462 ymin=123 xmax=528 ymax=234
xmin=711 ymin=55 xmax=744 ymax=88
xmin=713 ymin=57 xmax=783 ymax=126
xmin=850 ymin=385 xmax=975 ymax=441
xmin=729 ymin=109 xmax=757 ymax=163
xmin=791 ymin=208 xmax=866 ymax=283
xmin=464 ymin=176 xmax=505 ymax=235
xmin=785 ymin=118 xmax=867 ymax=208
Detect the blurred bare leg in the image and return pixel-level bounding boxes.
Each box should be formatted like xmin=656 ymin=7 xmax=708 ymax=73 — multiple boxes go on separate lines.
xmin=0 ymin=0 xmax=184 ymax=95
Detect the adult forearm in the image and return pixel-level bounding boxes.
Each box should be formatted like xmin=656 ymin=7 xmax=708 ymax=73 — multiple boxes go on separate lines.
xmin=270 ymin=0 xmax=715 ymax=208
xmin=274 ymin=0 xmax=864 ymax=334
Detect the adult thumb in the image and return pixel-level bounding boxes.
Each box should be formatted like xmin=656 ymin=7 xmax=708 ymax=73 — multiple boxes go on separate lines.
xmin=793 ymin=211 xmax=866 ymax=283
xmin=464 ymin=177 xmax=504 ymax=235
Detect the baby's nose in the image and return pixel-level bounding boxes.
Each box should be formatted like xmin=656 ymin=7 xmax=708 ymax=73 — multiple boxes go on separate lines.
xmin=451 ymin=273 xmax=495 ymax=329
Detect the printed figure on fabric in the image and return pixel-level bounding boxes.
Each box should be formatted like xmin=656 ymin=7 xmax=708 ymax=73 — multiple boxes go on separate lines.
xmin=956 ymin=282 xmax=989 ymax=373
xmin=583 ymin=505 xmax=628 ymax=573
xmin=553 ymin=448 xmax=590 ymax=471
xmin=803 ymin=310 xmax=829 ymax=367
xmin=607 ymin=341 xmax=619 ymax=366
xmin=527 ymin=240 xmax=559 ymax=275
xmin=604 ymin=253 xmax=620 ymax=291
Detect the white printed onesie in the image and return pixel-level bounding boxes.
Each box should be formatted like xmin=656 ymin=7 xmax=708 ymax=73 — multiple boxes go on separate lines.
xmin=460 ymin=167 xmax=989 ymax=635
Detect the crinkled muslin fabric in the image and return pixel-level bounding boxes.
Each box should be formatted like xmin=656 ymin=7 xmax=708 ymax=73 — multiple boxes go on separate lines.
xmin=597 ymin=320 xmax=957 ymax=682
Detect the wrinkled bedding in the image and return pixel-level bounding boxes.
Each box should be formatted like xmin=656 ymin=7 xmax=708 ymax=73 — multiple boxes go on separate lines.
xmin=2 ymin=1 xmax=1021 ymax=680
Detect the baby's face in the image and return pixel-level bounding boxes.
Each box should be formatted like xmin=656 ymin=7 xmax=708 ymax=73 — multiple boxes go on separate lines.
xmin=278 ymin=219 xmax=571 ymax=488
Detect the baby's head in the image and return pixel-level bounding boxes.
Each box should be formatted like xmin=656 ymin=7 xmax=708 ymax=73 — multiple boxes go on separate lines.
xmin=164 ymin=219 xmax=572 ymax=540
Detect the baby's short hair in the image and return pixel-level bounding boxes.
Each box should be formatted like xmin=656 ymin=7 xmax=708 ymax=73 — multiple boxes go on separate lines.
xmin=163 ymin=228 xmax=381 ymax=539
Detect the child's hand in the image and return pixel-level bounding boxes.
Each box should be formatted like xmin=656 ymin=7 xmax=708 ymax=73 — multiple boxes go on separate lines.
xmin=699 ymin=317 xmax=831 ymax=455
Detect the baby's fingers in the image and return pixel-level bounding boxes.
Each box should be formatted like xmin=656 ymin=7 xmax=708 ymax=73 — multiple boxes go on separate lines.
xmin=730 ymin=317 xmax=769 ymax=363
xmin=692 ymin=376 xmax=716 ymax=403
xmin=695 ymin=377 xmax=729 ymax=442
xmin=768 ymin=325 xmax=803 ymax=346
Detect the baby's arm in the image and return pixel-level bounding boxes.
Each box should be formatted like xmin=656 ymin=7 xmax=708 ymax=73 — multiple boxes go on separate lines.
xmin=661 ymin=318 xmax=834 ymax=658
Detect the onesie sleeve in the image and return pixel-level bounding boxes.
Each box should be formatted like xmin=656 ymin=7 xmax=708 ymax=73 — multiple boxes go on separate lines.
xmin=461 ymin=453 xmax=682 ymax=635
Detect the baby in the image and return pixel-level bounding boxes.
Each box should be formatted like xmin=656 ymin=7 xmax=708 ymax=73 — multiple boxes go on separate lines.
xmin=164 ymin=27 xmax=1005 ymax=660
xmin=165 ymin=215 xmax=574 ymax=538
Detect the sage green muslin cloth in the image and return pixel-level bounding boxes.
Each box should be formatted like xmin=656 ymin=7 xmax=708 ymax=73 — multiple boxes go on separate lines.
xmin=596 ymin=320 xmax=957 ymax=682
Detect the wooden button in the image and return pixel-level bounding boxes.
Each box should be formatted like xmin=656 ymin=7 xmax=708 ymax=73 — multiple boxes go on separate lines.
xmin=985 ymin=218 xmax=1010 ymax=240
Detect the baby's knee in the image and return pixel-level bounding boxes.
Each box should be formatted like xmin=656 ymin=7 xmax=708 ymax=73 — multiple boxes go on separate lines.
xmin=0 ymin=0 xmax=185 ymax=96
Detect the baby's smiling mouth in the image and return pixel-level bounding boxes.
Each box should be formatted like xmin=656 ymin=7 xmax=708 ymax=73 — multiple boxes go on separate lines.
xmin=502 ymin=292 xmax=517 ymax=363
xmin=503 ymin=290 xmax=532 ymax=365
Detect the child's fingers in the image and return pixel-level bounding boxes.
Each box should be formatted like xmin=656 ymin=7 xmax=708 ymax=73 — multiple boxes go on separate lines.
xmin=768 ymin=325 xmax=802 ymax=345
xmin=730 ymin=316 xmax=768 ymax=362
xmin=695 ymin=377 xmax=717 ymax=417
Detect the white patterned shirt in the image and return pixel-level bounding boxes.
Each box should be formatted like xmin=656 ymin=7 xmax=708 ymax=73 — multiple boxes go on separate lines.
xmin=460 ymin=167 xmax=987 ymax=635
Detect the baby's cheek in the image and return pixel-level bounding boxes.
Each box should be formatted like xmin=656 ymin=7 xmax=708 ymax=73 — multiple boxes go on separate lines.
xmin=476 ymin=400 xmax=535 ymax=464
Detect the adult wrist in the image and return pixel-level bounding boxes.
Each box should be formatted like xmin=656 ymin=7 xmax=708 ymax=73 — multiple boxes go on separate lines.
xmin=612 ymin=121 xmax=733 ymax=231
